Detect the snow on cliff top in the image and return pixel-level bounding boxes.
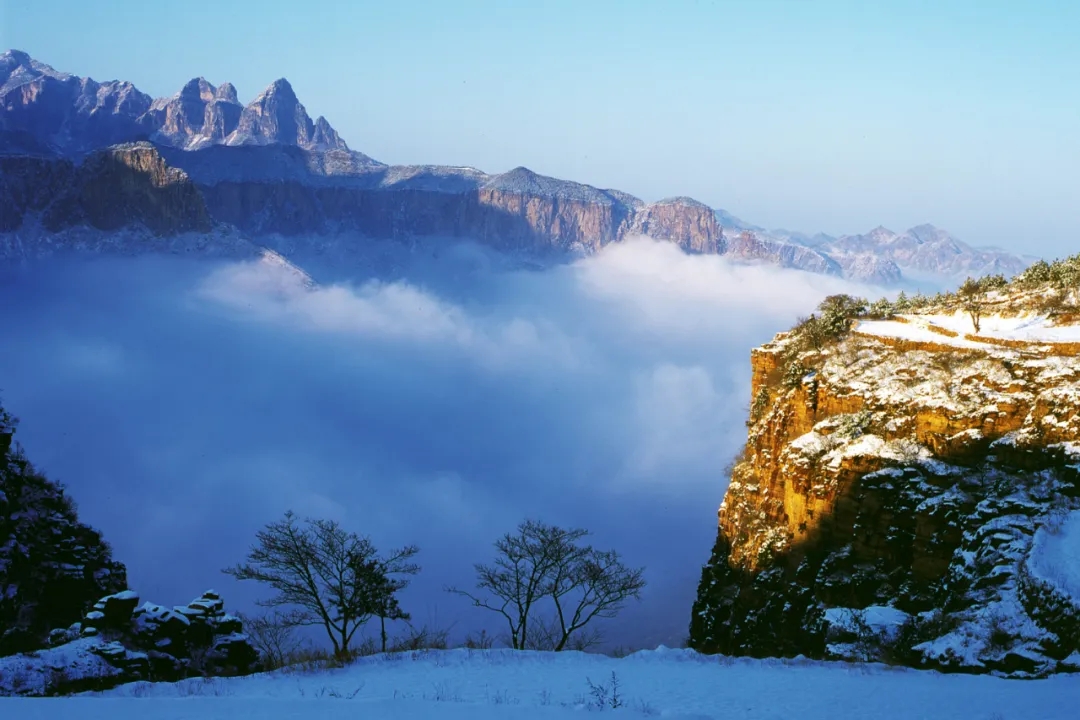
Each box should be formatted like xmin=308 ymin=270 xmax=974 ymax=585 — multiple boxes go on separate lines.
xmin=854 ymin=311 xmax=1080 ymax=347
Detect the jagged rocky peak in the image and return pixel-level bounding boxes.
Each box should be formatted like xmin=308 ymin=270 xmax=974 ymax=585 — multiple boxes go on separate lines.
xmin=310 ymin=115 xmax=345 ymax=151
xmin=215 ymin=81 xmax=238 ymax=103
xmin=149 ymin=76 xmax=243 ymax=150
xmin=690 ymin=273 xmax=1080 ymax=676
xmin=225 ymin=77 xmax=348 ymax=151
xmin=180 ymin=77 xmax=215 ymax=102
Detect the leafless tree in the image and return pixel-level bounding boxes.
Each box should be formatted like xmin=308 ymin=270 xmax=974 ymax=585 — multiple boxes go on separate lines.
xmin=239 ymin=611 xmax=302 ymax=669
xmin=223 ymin=511 xmax=419 ymax=658
xmin=448 ymin=519 xmax=645 ymax=651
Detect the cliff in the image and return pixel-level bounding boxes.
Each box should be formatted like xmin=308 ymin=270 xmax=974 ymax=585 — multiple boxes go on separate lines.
xmin=0 ymin=403 xmax=128 ymax=656
xmin=690 ymin=270 xmax=1080 ymax=676
xmin=0 ymin=142 xmax=211 ymax=237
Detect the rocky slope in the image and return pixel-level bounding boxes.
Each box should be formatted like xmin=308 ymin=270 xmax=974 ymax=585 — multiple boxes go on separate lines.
xmin=689 ymin=267 xmax=1080 ymax=676
xmin=0 ymin=50 xmax=1032 ymax=285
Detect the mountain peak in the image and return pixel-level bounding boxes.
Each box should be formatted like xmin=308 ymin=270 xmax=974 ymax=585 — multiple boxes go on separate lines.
xmin=1 ymin=49 xmax=32 ymax=67
xmin=906 ymin=224 xmax=953 ymax=245
xmin=260 ymin=78 xmax=297 ymax=101
xmin=179 ymin=77 xmax=215 ymax=102
xmin=223 ymin=76 xmax=347 ymax=151
xmin=310 ymin=116 xmax=348 ymax=151
xmin=215 ymin=82 xmax=238 ymax=104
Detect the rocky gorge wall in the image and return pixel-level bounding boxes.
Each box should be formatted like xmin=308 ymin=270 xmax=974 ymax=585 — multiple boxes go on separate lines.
xmin=689 ymin=313 xmax=1080 ymax=676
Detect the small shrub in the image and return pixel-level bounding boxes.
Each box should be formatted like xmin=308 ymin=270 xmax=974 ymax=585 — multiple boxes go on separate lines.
xmin=391 ymin=623 xmax=451 ymax=652
xmin=462 ymin=629 xmax=494 ymax=650
xmin=585 ymin=671 xmax=622 ymax=710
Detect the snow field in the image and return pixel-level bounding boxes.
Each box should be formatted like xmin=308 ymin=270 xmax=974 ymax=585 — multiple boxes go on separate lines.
xmin=854 ymin=312 xmax=1080 ymax=348
xmin=4 ymin=647 xmax=1078 ymax=720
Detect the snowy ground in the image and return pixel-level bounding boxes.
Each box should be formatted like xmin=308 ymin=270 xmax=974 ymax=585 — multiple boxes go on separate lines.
xmin=3 ymin=647 xmax=1078 ymax=719
xmin=855 ymin=311 xmax=1080 ymax=347
xmin=1030 ymin=509 xmax=1080 ymax=604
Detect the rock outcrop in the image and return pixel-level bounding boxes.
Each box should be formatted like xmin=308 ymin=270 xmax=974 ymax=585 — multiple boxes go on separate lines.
xmin=690 ymin=283 xmax=1080 ymax=676
xmin=0 ymin=403 xmax=127 ymax=656
xmin=0 ymin=589 xmax=259 ymax=695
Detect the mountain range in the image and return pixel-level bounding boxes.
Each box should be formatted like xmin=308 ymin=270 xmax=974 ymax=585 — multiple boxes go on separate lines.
xmin=0 ymin=50 xmax=1034 ymax=285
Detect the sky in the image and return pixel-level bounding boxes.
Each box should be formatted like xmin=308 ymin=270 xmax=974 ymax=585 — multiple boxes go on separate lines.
xmin=0 ymin=239 xmax=874 ymax=651
xmin=2 ymin=0 xmax=1079 ymax=257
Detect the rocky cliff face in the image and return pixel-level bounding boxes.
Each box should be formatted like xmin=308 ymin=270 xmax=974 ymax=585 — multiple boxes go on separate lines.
xmin=0 ymin=143 xmax=211 ymax=236
xmin=629 ymin=197 xmax=724 ymax=254
xmin=690 ymin=282 xmax=1080 ymax=676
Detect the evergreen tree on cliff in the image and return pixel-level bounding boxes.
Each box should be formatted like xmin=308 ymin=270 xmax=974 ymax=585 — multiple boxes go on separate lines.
xmin=0 ymin=400 xmax=127 ymax=655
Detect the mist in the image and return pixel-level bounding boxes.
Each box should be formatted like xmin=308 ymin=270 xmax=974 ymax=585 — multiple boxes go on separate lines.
xmin=0 ymin=237 xmax=876 ymax=650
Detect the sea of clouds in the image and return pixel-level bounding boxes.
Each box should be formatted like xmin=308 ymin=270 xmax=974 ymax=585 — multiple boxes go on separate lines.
xmin=0 ymin=236 xmax=879 ymax=649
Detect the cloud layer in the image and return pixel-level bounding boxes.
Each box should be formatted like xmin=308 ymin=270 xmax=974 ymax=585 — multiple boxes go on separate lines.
xmin=0 ymin=237 xmax=874 ymax=649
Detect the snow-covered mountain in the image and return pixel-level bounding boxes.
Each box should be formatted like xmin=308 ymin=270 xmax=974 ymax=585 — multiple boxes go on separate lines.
xmin=0 ymin=50 xmax=1034 ymax=286
xmin=0 ymin=51 xmax=349 ymax=156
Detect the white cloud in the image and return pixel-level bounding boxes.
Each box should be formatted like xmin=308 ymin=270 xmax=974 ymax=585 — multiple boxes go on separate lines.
xmin=0 ymin=238 xmax=875 ymax=649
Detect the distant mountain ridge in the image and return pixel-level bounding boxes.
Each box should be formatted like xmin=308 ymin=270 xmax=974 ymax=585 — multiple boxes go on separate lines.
xmin=0 ymin=50 xmax=1034 ymax=285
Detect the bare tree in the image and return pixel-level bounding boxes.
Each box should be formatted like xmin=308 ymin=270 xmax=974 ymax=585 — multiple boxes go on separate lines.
xmin=958 ymin=277 xmax=984 ymax=333
xmin=223 ymin=511 xmax=418 ymax=658
xmin=239 ymin=611 xmax=302 ymax=669
xmin=547 ymin=548 xmax=646 ymax=650
xmin=448 ymin=519 xmax=645 ymax=651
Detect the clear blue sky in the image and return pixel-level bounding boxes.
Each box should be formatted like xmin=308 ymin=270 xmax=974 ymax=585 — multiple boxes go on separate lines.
xmin=3 ymin=0 xmax=1079 ymax=256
